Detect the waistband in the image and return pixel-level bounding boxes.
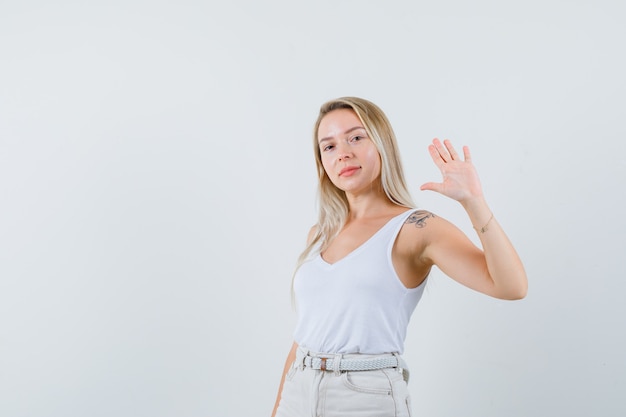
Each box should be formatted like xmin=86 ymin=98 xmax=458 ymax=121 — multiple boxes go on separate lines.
xmin=295 ymin=347 xmax=410 ymax=382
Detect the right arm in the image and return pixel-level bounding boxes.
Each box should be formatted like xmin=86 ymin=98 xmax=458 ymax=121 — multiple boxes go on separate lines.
xmin=271 ymin=342 xmax=298 ymax=417
xmin=272 ymin=228 xmax=314 ymax=415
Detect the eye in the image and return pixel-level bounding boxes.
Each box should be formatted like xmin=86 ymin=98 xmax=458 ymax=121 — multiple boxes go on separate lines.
xmin=322 ymin=144 xmax=334 ymax=152
xmin=350 ymin=135 xmax=363 ymax=142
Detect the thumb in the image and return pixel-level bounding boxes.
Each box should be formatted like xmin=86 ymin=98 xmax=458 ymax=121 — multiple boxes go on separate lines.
xmin=420 ymin=182 xmax=442 ymax=193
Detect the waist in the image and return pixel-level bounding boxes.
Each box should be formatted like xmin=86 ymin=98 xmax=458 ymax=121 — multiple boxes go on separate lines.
xmin=295 ymin=347 xmax=409 ymax=381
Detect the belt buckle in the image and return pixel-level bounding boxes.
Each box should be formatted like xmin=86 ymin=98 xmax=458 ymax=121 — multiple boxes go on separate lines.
xmin=320 ymin=357 xmax=327 ymax=371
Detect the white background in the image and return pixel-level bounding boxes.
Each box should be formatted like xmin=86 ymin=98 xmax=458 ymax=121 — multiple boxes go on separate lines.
xmin=1 ymin=1 xmax=625 ymax=416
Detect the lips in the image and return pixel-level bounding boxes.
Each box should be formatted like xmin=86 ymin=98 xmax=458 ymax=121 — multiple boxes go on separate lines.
xmin=338 ymin=166 xmax=360 ymax=177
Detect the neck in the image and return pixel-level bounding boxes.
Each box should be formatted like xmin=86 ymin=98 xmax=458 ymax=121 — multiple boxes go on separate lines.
xmin=345 ymin=190 xmax=400 ymax=220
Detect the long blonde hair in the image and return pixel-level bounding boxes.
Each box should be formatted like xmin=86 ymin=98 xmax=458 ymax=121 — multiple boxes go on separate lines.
xmin=296 ymin=97 xmax=416 ymax=270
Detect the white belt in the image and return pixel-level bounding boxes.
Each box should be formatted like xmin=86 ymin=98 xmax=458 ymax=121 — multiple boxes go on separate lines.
xmin=303 ymin=355 xmax=402 ymax=372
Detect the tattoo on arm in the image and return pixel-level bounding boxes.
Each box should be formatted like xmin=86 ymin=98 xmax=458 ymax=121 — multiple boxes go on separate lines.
xmin=405 ymin=210 xmax=435 ymax=228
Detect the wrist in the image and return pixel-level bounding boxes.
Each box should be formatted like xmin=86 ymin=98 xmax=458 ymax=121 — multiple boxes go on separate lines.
xmin=473 ymin=213 xmax=494 ymax=234
xmin=460 ymin=195 xmax=488 ymax=213
xmin=460 ymin=196 xmax=493 ymax=231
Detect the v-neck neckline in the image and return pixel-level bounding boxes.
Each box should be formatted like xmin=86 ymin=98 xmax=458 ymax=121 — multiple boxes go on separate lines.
xmin=318 ymin=209 xmax=414 ymax=267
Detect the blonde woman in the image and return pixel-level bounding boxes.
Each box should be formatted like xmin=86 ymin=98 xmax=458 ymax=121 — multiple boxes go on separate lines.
xmin=271 ymin=97 xmax=527 ymax=417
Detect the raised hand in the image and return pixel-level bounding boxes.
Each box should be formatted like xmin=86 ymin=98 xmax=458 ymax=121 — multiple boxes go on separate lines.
xmin=420 ymin=138 xmax=484 ymax=204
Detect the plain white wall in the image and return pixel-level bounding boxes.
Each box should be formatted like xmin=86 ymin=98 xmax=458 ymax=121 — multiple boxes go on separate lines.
xmin=1 ymin=1 xmax=625 ymax=416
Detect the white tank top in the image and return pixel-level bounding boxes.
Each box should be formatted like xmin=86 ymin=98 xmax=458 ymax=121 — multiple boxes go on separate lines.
xmin=293 ymin=209 xmax=427 ymax=354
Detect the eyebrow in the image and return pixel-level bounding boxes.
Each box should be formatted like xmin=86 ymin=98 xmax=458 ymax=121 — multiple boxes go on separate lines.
xmin=318 ymin=126 xmax=366 ymax=144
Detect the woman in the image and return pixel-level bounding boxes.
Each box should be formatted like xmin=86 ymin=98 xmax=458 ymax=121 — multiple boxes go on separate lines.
xmin=271 ymin=97 xmax=527 ymax=417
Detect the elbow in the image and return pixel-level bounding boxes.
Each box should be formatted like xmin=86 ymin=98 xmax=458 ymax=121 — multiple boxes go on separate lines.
xmin=500 ymin=276 xmax=528 ymax=300
xmin=504 ymin=287 xmax=527 ymax=300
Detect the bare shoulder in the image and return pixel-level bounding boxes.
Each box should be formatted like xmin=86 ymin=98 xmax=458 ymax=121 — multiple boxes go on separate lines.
xmin=404 ymin=210 xmax=437 ymax=229
xmin=306 ymin=224 xmax=318 ymax=245
xmin=396 ymin=209 xmax=457 ymax=258
xmin=392 ymin=210 xmax=441 ymax=286
xmin=395 ymin=210 xmax=436 ymax=258
xmin=404 ymin=209 xmax=465 ymax=232
xmin=405 ymin=210 xmax=483 ymax=266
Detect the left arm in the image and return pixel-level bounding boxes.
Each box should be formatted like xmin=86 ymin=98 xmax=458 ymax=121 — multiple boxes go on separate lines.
xmin=420 ymin=139 xmax=527 ymax=300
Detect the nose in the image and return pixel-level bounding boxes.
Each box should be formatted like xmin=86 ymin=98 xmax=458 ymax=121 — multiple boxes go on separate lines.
xmin=336 ymin=142 xmax=352 ymax=161
xmin=338 ymin=152 xmax=351 ymax=161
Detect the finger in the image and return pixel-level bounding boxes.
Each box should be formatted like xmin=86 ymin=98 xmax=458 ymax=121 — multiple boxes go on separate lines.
xmin=463 ymin=145 xmax=471 ymax=162
xmin=427 ymin=144 xmax=445 ymax=168
xmin=432 ymin=138 xmax=450 ymax=162
xmin=420 ymin=181 xmax=443 ymax=193
xmin=443 ymin=139 xmax=459 ymax=160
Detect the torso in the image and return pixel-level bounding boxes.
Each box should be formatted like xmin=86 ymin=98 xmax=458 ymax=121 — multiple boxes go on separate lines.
xmin=294 ymin=207 xmax=429 ymax=354
xmin=321 ymin=207 xmax=432 ymax=289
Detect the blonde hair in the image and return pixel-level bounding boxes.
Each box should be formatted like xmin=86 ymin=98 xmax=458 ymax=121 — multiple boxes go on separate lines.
xmin=296 ymin=97 xmax=415 ymax=269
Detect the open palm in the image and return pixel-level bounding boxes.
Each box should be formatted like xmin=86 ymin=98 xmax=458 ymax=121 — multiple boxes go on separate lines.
xmin=420 ymin=138 xmax=484 ymax=204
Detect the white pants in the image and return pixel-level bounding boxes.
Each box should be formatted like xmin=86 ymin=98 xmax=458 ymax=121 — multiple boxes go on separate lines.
xmin=276 ymin=347 xmax=413 ymax=417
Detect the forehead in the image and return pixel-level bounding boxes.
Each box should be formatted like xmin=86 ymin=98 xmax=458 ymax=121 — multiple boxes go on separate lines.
xmin=317 ymin=109 xmax=364 ymax=139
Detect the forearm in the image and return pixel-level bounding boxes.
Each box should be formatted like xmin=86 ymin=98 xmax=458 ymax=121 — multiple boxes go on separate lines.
xmin=271 ymin=342 xmax=298 ymax=417
xmin=462 ymin=197 xmax=527 ymax=299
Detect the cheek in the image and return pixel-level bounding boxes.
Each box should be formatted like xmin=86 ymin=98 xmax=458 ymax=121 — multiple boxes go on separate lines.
xmin=320 ymin=155 xmax=333 ymax=173
xmin=365 ymin=148 xmax=382 ymax=174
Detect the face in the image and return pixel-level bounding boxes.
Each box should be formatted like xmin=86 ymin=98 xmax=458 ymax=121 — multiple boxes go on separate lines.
xmin=317 ymin=109 xmax=382 ymax=194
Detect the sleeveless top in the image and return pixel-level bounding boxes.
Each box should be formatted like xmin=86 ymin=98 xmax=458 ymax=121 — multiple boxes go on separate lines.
xmin=293 ymin=209 xmax=427 ymax=354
